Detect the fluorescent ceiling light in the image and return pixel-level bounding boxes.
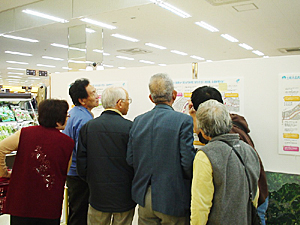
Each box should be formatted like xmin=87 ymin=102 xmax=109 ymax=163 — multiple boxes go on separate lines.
xmin=206 ymin=60 xmax=213 ymax=62
xmin=139 ymin=60 xmax=155 ymax=64
xmin=0 ymin=34 xmax=39 ymax=43
xmin=42 ymin=56 xmax=64 ymax=61
xmin=93 ymin=49 xmax=110 ymax=55
xmin=51 ymin=43 xmax=86 ymax=52
xmin=116 ymin=56 xmax=134 ymax=60
xmin=62 ymin=67 xmax=72 ymax=70
xmin=22 ymin=9 xmax=69 ymax=23
xmin=5 ymin=51 xmax=32 ymax=56
xmin=68 ymin=60 xmax=93 ymax=64
xmin=37 ymin=64 xmax=56 ymax=68
xmin=6 ymin=61 xmax=28 ymax=65
xmin=111 ymin=34 xmax=139 ymax=42
xmin=80 ymin=18 xmax=116 ymax=30
xmin=158 ymin=64 xmax=167 ymax=66
xmin=263 ymin=56 xmax=269 ymax=58
xmin=252 ymin=50 xmax=264 ymax=56
xmin=103 ymin=64 xmax=114 ymax=68
xmin=7 ymin=74 xmax=22 ymax=77
xmin=85 ymin=28 xmax=96 ymax=33
xmin=51 ymin=43 xmax=68 ymax=49
xmin=171 ymin=50 xmax=188 ymax=56
xmin=27 ymin=77 xmax=41 ymax=79
xmin=221 ymin=34 xmax=239 ymax=42
xmin=145 ymin=43 xmax=167 ymax=50
xmin=238 ymin=43 xmax=253 ymax=50
xmin=190 ymin=55 xmax=205 ymax=60
xmin=7 ymin=67 xmax=26 ymax=71
xmin=195 ymin=21 xmax=219 ymax=32
xmin=78 ymin=69 xmax=86 ymax=71
xmin=118 ymin=67 xmax=126 ymax=69
xmin=150 ymin=0 xmax=191 ymax=18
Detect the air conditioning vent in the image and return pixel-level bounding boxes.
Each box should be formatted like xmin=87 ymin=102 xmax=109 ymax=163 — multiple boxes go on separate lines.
xmin=206 ymin=0 xmax=249 ymax=6
xmin=117 ymin=48 xmax=152 ymax=55
xmin=279 ymin=47 xmax=300 ymax=54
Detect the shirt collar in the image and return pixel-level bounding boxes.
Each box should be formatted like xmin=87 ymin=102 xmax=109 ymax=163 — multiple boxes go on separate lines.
xmin=104 ymin=108 xmax=123 ymax=117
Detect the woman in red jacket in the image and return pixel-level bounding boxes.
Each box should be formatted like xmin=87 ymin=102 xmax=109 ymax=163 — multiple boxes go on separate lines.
xmin=0 ymin=99 xmax=74 ymax=225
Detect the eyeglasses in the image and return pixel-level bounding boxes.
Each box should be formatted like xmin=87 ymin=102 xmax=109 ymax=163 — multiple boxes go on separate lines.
xmin=118 ymin=98 xmax=132 ymax=104
xmin=67 ymin=114 xmax=70 ymax=118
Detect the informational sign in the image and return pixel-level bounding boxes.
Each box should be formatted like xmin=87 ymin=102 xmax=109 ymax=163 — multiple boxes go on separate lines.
xmin=173 ymin=77 xmax=244 ymax=115
xmin=278 ymin=74 xmax=300 ymax=155
xmin=173 ymin=78 xmax=243 ymax=146
xmin=26 ymin=69 xmax=36 ymax=76
xmin=91 ymin=81 xmax=127 ymax=117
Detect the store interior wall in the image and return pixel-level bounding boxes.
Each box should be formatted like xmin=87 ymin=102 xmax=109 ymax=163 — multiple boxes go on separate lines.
xmin=51 ymin=55 xmax=300 ymax=176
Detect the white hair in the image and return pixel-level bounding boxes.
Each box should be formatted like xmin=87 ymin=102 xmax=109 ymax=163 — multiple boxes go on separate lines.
xmin=101 ymin=87 xmax=127 ymax=109
xmin=196 ymin=99 xmax=232 ymax=138
xmin=149 ymin=73 xmax=174 ymax=103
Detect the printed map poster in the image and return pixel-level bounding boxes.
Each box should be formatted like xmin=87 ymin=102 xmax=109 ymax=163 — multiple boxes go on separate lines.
xmin=91 ymin=81 xmax=127 ymax=117
xmin=279 ymin=74 xmax=300 ymax=155
xmin=173 ymin=77 xmax=244 ymax=115
xmin=173 ymin=78 xmax=243 ymax=146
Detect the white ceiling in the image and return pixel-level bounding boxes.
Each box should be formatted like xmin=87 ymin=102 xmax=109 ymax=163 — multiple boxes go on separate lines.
xmin=0 ymin=0 xmax=299 ymax=86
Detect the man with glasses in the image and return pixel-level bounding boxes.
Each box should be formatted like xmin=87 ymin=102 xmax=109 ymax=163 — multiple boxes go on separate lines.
xmin=77 ymin=86 xmax=136 ymax=225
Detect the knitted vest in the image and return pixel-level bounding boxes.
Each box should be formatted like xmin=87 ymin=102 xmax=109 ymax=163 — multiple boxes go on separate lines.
xmin=201 ymin=134 xmax=259 ymax=225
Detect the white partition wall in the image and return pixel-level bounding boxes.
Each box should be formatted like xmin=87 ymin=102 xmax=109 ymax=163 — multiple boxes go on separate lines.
xmin=51 ymin=55 xmax=300 ymax=175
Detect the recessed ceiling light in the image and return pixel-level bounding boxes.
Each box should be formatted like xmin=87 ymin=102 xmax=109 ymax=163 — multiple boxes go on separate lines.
xmin=158 ymin=64 xmax=167 ymax=66
xmin=139 ymin=60 xmax=155 ymax=64
xmin=22 ymin=9 xmax=69 ymax=23
xmin=118 ymin=67 xmax=126 ymax=69
xmin=221 ymin=34 xmax=239 ymax=42
xmin=195 ymin=21 xmax=219 ymax=32
xmin=190 ymin=55 xmax=205 ymax=60
xmin=7 ymin=67 xmax=26 ymax=71
xmin=27 ymin=77 xmax=41 ymax=79
xmin=206 ymin=60 xmax=213 ymax=62
xmin=5 ymin=51 xmax=32 ymax=56
xmin=263 ymin=56 xmax=269 ymax=58
xmin=80 ymin=18 xmax=116 ymax=29
xmin=6 ymin=61 xmax=28 ymax=65
xmin=252 ymin=50 xmax=264 ymax=56
xmin=96 ymin=65 xmax=104 ymax=70
xmin=238 ymin=43 xmax=253 ymax=50
xmin=145 ymin=43 xmax=167 ymax=50
xmin=111 ymin=34 xmax=139 ymax=42
xmin=37 ymin=64 xmax=56 ymax=68
xmin=171 ymin=50 xmax=188 ymax=56
xmin=85 ymin=28 xmax=96 ymax=33
xmin=116 ymin=56 xmax=134 ymax=60
xmin=42 ymin=56 xmax=64 ymax=61
xmin=0 ymin=34 xmax=39 ymax=43
xmin=150 ymin=0 xmax=191 ymax=18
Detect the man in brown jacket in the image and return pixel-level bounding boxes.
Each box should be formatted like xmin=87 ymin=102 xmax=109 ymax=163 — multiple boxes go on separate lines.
xmin=189 ymin=86 xmax=268 ymax=225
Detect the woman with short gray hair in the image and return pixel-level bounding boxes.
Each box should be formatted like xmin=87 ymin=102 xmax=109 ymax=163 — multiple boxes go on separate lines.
xmin=191 ymin=100 xmax=260 ymax=225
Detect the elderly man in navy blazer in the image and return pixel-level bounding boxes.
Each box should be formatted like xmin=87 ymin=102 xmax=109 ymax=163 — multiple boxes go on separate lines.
xmin=127 ymin=73 xmax=195 ymax=224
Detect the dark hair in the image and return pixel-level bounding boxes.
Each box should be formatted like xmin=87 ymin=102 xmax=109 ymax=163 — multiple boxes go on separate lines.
xmin=191 ymin=86 xmax=223 ymax=110
xmin=69 ymin=78 xmax=90 ymax=106
xmin=38 ymin=99 xmax=69 ymax=128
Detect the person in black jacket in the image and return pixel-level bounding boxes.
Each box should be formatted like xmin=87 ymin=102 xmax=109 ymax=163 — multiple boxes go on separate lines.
xmin=77 ymin=86 xmax=136 ymax=225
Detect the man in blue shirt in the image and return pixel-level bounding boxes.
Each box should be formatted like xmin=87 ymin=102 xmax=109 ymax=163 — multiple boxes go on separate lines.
xmin=63 ymin=78 xmax=99 ymax=225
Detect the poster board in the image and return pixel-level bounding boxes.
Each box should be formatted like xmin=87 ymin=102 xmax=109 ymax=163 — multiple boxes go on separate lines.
xmin=278 ymin=73 xmax=300 ymax=155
